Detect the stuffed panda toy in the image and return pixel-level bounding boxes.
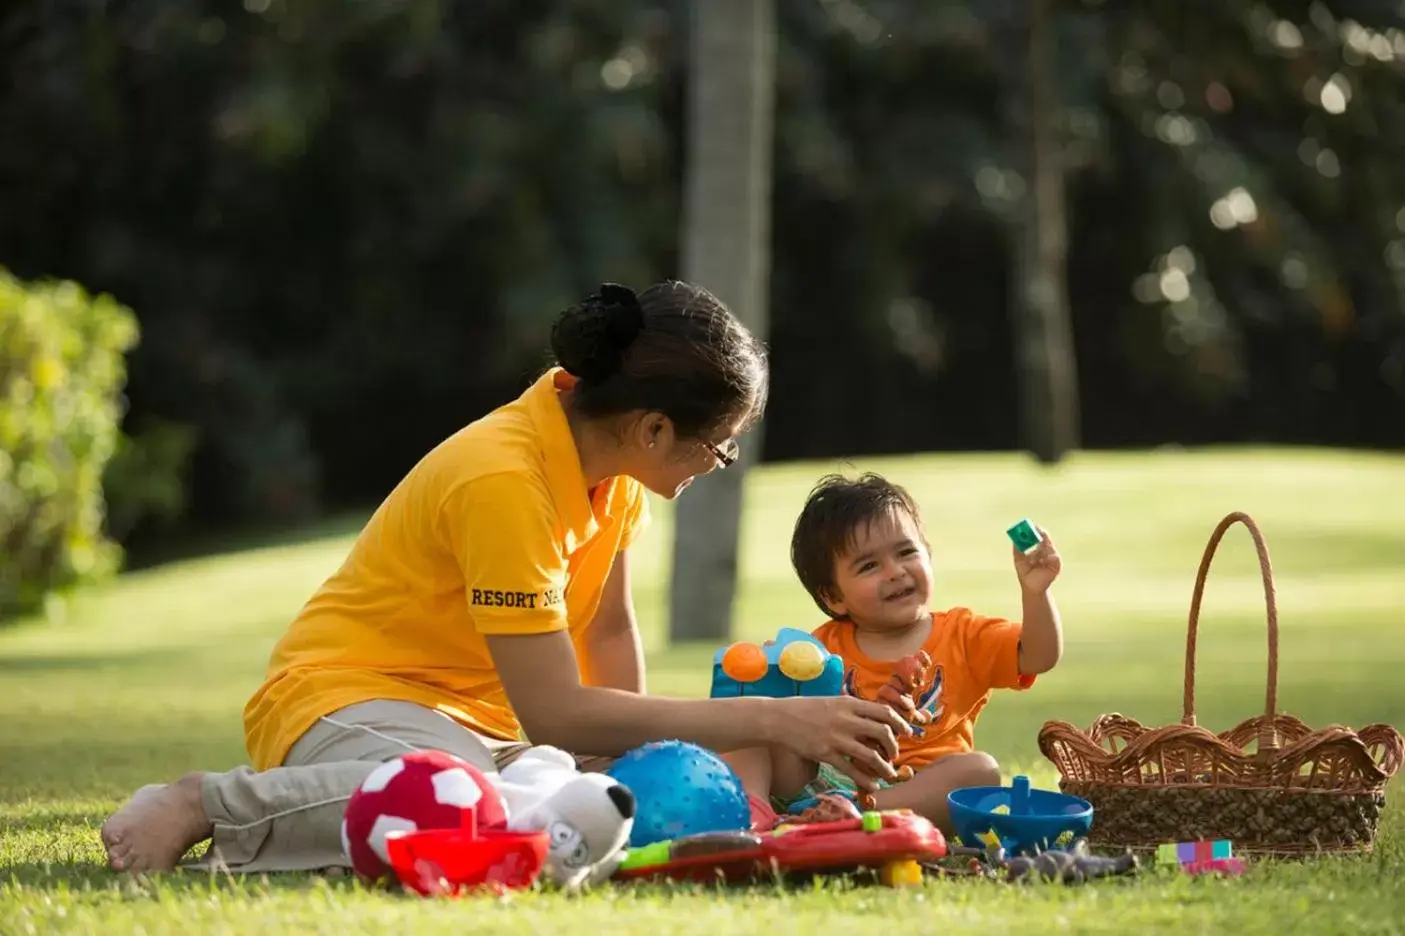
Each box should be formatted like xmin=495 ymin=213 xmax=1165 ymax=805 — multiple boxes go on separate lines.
xmin=488 ymin=745 xmax=636 ymax=890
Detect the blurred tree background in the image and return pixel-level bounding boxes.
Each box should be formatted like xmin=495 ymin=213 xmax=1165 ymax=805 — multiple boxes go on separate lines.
xmin=3 ymin=0 xmax=1403 ymax=567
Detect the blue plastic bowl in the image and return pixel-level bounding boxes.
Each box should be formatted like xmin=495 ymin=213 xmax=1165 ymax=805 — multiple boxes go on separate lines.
xmin=946 ymin=775 xmax=1093 ymax=855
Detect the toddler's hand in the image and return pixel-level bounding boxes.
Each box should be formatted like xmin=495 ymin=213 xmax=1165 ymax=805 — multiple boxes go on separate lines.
xmin=1013 ymin=524 xmax=1061 ymax=593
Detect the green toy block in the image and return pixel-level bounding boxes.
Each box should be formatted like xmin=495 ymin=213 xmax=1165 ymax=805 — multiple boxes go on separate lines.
xmin=861 ymin=811 xmax=883 ymax=833
xmin=1006 ymin=518 xmax=1042 ymax=553
xmin=619 ymin=840 xmax=673 ymax=871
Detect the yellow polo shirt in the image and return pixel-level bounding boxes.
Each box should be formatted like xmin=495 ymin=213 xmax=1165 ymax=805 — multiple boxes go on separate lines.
xmin=242 ymin=368 xmax=650 ymax=770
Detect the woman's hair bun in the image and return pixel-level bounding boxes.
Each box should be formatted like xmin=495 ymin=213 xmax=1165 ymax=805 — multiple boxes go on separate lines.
xmin=549 ymin=283 xmax=645 ymax=382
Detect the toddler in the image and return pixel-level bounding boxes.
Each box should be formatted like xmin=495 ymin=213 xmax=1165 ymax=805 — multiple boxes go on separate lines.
xmin=731 ymin=471 xmax=1065 ymax=834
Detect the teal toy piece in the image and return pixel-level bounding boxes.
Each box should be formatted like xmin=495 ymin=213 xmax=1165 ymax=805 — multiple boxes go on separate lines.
xmin=709 ymin=628 xmax=844 ymax=699
xmin=946 ymin=775 xmax=1093 ymax=857
xmin=1006 ymin=518 xmax=1042 ymax=553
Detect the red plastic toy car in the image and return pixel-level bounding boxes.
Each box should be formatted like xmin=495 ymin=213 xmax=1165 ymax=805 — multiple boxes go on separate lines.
xmin=614 ymin=809 xmax=947 ymax=887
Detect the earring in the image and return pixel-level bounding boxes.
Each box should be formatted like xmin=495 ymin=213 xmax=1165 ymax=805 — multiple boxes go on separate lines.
xmin=648 ymin=441 xmax=656 ymax=448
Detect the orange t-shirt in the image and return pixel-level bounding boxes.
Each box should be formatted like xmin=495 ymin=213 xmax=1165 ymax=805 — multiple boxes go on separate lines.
xmin=812 ymin=608 xmax=1035 ymax=770
xmin=242 ymin=367 xmax=650 ymax=770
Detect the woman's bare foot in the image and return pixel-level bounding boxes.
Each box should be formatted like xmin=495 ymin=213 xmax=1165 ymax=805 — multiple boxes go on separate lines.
xmin=101 ymin=772 xmax=213 ymax=873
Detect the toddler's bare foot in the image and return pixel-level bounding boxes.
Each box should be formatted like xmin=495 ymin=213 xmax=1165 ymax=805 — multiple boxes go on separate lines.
xmin=101 ymin=772 xmax=212 ymax=873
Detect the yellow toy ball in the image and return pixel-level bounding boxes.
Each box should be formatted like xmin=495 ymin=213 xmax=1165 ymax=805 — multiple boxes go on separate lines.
xmin=720 ymin=642 xmax=769 ymax=683
xmin=778 ymin=641 xmax=826 ymax=681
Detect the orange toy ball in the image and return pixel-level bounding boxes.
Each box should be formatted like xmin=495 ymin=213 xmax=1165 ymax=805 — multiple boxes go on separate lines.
xmin=720 ymin=642 xmax=769 ymax=683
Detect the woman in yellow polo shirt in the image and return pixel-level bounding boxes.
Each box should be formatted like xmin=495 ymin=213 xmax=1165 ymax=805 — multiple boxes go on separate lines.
xmin=100 ymin=280 xmax=912 ymax=874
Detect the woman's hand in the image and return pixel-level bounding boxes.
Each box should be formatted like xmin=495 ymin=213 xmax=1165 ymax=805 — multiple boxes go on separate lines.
xmin=770 ymin=695 xmax=913 ymax=792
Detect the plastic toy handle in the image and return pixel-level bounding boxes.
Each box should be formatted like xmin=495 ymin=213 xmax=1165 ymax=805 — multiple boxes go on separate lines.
xmin=1010 ymin=775 xmax=1030 ymax=815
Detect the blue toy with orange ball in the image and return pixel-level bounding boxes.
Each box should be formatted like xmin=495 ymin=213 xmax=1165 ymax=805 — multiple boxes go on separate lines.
xmin=709 ymin=628 xmax=844 ymax=699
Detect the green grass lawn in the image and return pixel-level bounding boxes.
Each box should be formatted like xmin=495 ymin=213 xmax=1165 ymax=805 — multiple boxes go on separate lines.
xmin=3 ymin=446 xmax=1404 ymax=934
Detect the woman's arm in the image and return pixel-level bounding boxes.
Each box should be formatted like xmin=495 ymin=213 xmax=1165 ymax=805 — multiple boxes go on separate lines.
xmin=581 ymin=551 xmax=646 ymax=693
xmin=491 ymin=628 xmax=769 ymax=755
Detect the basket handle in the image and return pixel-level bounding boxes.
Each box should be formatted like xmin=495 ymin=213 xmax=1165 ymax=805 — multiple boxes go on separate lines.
xmin=1182 ymin=511 xmax=1280 ymax=752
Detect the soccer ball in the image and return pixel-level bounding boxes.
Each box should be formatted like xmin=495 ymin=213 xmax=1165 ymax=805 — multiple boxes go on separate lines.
xmin=340 ymin=749 xmax=508 ymax=882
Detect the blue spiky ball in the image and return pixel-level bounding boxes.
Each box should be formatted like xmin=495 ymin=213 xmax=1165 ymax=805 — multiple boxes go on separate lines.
xmin=604 ymin=739 xmax=751 ymax=848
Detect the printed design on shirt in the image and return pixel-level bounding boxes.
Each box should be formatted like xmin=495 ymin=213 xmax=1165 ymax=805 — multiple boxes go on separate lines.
xmin=911 ymin=666 xmax=944 ymax=735
xmin=842 ymin=662 xmax=945 ymax=737
xmin=470 ymin=585 xmax=565 ymax=609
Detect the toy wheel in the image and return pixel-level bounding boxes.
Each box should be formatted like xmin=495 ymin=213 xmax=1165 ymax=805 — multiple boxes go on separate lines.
xmin=879 ymin=858 xmax=923 ymax=888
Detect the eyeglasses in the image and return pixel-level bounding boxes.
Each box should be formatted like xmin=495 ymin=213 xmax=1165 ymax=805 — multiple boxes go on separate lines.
xmin=704 ymin=438 xmax=740 ymax=468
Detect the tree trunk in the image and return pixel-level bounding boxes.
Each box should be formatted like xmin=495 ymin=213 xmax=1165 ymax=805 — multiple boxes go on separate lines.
xmin=668 ymin=0 xmax=776 ymax=644
xmin=1015 ymin=0 xmax=1081 ymax=463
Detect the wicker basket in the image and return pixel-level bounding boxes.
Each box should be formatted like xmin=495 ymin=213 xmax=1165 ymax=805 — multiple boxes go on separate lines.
xmin=1037 ymin=511 xmax=1404 ymax=856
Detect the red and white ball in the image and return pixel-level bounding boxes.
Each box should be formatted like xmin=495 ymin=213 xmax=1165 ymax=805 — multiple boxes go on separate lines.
xmin=340 ymin=749 xmax=508 ymax=881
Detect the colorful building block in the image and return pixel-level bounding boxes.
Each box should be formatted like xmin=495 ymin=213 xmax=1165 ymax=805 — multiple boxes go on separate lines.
xmin=1006 ymin=518 xmax=1042 ymax=553
xmin=1183 ymin=857 xmax=1246 ymax=877
xmin=1156 ymin=839 xmax=1233 ymax=866
xmin=710 ymin=628 xmax=845 ymax=699
xmin=1157 ymin=840 xmax=1236 ymax=874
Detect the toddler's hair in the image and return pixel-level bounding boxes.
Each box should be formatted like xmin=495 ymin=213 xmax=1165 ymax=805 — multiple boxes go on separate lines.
xmin=790 ymin=471 xmax=927 ymax=617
